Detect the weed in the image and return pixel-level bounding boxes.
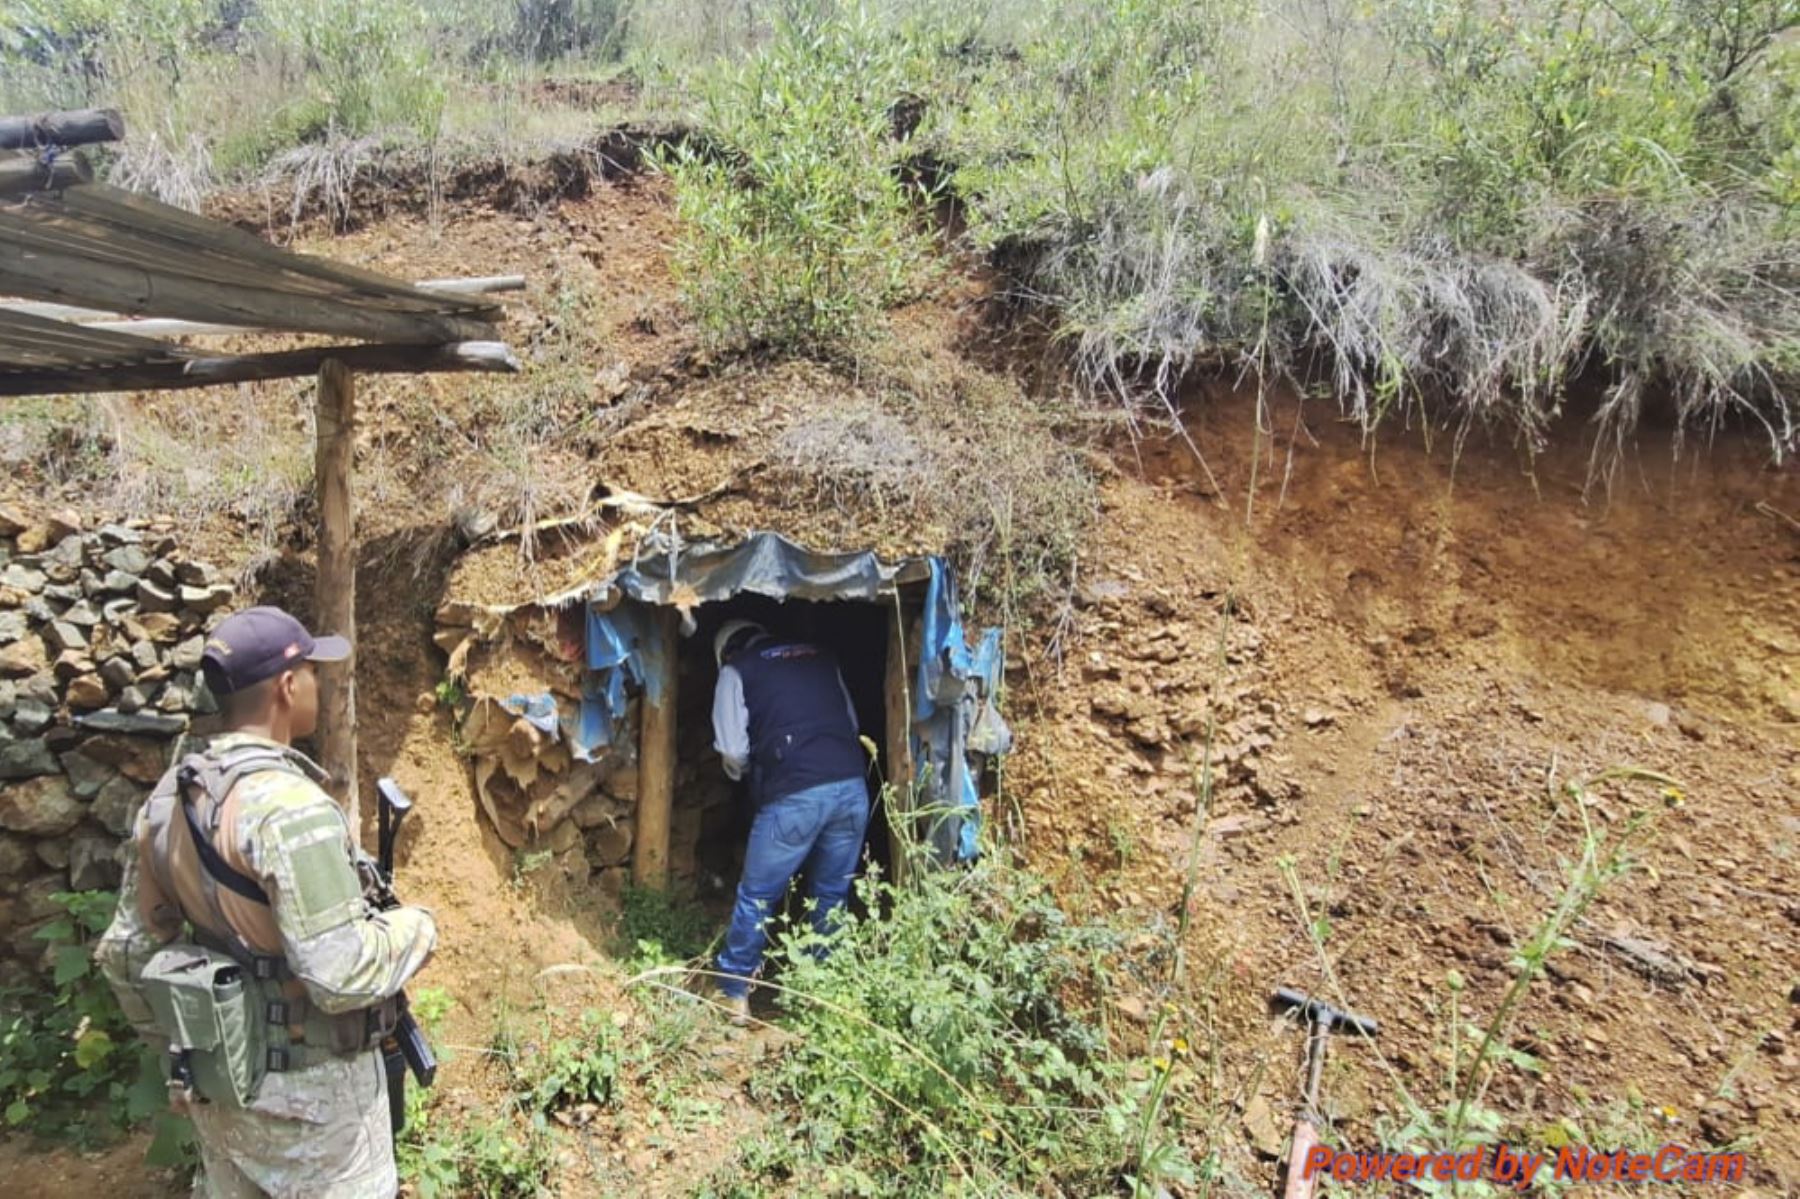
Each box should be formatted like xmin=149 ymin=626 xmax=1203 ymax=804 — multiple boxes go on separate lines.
xmin=398 ymin=988 xmax=555 ymax=1199
xmin=1371 ymin=766 xmax=1679 ymax=1196
xmin=613 ymin=883 xmax=716 ymax=965
xmin=516 ymin=1009 xmax=624 ymax=1115
xmin=671 ymin=828 xmax=1195 ymax=1198
xmin=0 ymin=891 xmax=172 ymax=1150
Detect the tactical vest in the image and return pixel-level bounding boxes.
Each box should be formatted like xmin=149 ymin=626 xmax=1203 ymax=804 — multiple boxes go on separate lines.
xmin=136 ymin=742 xmax=396 ymax=1107
xmin=730 ymin=640 xmax=867 ymax=806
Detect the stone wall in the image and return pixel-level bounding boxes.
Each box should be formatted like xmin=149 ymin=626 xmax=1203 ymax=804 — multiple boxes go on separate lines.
xmin=0 ymin=505 xmax=234 ymax=987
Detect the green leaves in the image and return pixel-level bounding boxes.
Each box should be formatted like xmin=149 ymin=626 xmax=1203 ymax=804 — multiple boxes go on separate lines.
xmin=53 ymin=945 xmax=92 ymax=987
xmin=1 ymin=889 xmax=159 ymax=1146
xmin=661 ymin=1 xmax=932 ymax=354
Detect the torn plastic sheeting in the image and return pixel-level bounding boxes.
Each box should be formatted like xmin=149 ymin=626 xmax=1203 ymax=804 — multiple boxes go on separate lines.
xmin=912 ymin=559 xmax=1009 ymax=864
xmin=572 ymin=533 xmax=929 ymax=762
xmin=609 ymin=531 xmax=932 ymax=606
xmin=501 ymin=693 xmax=561 ymax=740
xmin=567 ymin=533 xmax=1008 ymax=859
xmin=578 ymin=604 xmax=649 ymax=760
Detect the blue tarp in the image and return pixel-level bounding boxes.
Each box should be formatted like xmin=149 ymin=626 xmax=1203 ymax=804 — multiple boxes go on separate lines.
xmin=567 ymin=532 xmax=1006 ymax=861
xmin=913 ymin=559 xmax=1009 ymax=862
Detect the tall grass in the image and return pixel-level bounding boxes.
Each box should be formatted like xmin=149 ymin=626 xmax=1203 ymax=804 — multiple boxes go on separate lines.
xmin=929 ymin=0 xmax=1800 ymax=465
xmin=5 ymin=0 xmax=1794 ymax=457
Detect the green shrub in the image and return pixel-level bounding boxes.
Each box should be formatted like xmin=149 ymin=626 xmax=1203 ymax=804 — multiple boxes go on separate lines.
xmin=659 ymin=1 xmax=933 ymax=353
xmin=699 ymin=837 xmax=1194 ymax=1197
xmin=0 ymin=891 xmax=168 ymax=1145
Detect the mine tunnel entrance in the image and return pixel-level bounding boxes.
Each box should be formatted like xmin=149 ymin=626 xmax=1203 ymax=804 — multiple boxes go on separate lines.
xmin=672 ymin=594 xmax=896 ymax=907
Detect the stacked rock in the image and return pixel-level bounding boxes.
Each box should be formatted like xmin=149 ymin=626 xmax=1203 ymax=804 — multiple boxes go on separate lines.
xmin=0 ymin=505 xmax=234 ymax=986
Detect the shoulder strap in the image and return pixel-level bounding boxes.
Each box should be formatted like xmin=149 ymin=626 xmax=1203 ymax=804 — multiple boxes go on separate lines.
xmin=172 ymin=745 xmax=305 ymax=907
xmin=175 ymin=769 xmax=270 ymax=905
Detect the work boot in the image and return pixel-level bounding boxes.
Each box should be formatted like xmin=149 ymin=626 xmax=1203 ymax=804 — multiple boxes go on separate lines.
xmin=715 ymin=988 xmax=750 ymax=1028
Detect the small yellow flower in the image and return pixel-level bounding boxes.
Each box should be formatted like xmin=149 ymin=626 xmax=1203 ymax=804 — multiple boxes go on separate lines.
xmin=1170 ymin=1036 xmax=1190 ymax=1056
xmin=979 ymin=1127 xmax=998 ymax=1143
xmin=1659 ymin=1105 xmax=1681 ymax=1124
xmin=1152 ymin=1055 xmax=1172 ymax=1073
xmin=1661 ymin=786 xmax=1685 ymax=807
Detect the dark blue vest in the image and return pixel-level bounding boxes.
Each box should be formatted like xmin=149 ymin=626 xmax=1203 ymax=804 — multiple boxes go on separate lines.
xmin=730 ymin=640 xmax=865 ymax=805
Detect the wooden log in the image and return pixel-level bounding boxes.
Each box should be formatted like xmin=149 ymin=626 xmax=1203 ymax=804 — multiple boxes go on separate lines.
xmin=633 ymin=606 xmax=679 ymax=888
xmin=0 ymin=225 xmax=498 ymax=343
xmin=314 ymin=359 xmax=359 ymax=834
xmin=884 ymin=602 xmax=919 ymax=888
xmin=2 ymin=275 xmax=526 ymax=338
xmin=0 ymin=340 xmax=520 ymax=396
xmin=0 ymin=155 xmax=92 ymax=198
xmin=0 ymin=109 xmax=125 ymax=150
xmin=414 ymin=275 xmax=528 ymax=297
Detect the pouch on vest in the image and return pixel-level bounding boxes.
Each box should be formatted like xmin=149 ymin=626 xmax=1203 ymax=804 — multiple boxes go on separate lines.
xmin=141 ymin=942 xmax=267 ymax=1108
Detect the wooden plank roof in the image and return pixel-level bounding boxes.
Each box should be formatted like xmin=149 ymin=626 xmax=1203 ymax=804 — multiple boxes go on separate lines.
xmin=0 ymin=148 xmax=519 ymax=395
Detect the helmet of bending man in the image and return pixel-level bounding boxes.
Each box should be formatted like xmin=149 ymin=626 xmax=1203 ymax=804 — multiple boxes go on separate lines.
xmin=713 ymin=619 xmax=769 ymax=670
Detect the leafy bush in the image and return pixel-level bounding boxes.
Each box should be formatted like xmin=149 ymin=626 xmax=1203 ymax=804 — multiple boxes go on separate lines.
xmin=0 ymin=891 xmax=166 ymax=1144
xmin=659 ymin=1 xmax=933 ymax=352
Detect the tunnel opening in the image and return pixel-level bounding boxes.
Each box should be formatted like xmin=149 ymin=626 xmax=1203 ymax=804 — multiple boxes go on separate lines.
xmin=440 ymin=532 xmax=1008 ymax=932
xmin=671 ymin=592 xmax=901 ymax=909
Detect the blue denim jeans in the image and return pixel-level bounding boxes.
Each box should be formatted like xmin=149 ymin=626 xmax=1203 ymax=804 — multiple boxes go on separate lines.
xmin=714 ymin=775 xmax=870 ymax=998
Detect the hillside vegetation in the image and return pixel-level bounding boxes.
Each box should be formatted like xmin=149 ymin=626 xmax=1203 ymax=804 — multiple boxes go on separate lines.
xmin=4 ymin=0 xmax=1797 ymax=465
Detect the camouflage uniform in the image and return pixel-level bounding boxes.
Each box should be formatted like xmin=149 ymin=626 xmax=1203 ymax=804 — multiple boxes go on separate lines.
xmin=97 ymin=733 xmax=437 ymax=1199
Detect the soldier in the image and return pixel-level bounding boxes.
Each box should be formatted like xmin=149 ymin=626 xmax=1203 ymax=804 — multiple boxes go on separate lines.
xmin=96 ymin=606 xmax=437 ymax=1199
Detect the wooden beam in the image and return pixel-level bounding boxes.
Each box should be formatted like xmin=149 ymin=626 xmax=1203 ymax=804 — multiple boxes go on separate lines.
xmin=0 ymin=340 xmax=519 ymax=396
xmin=315 ymin=359 xmax=359 ymax=835
xmin=1 ymin=275 xmax=527 ymax=339
xmin=884 ymin=602 xmax=920 ymax=889
xmin=0 ymin=155 xmax=92 ymax=198
xmin=0 ymin=109 xmax=125 ymax=150
xmin=0 ymin=226 xmax=499 ymax=343
xmin=57 ymin=185 xmax=507 ymax=318
xmin=633 ymin=607 xmax=679 ymax=889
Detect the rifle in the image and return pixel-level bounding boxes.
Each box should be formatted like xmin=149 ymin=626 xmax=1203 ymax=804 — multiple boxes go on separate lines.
xmin=373 ymin=777 xmax=438 ymax=1136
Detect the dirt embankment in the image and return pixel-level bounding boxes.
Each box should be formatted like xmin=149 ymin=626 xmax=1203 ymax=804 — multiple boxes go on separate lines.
xmin=1012 ymin=382 xmax=1798 ymax=1188
xmin=3 ymin=155 xmax=1795 ymax=1196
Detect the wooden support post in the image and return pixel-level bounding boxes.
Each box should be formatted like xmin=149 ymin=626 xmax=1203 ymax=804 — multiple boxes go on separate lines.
xmin=315 ymin=359 xmax=359 ymax=833
xmin=633 ymin=606 xmax=679 ymax=888
xmin=884 ymin=599 xmax=918 ymax=888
